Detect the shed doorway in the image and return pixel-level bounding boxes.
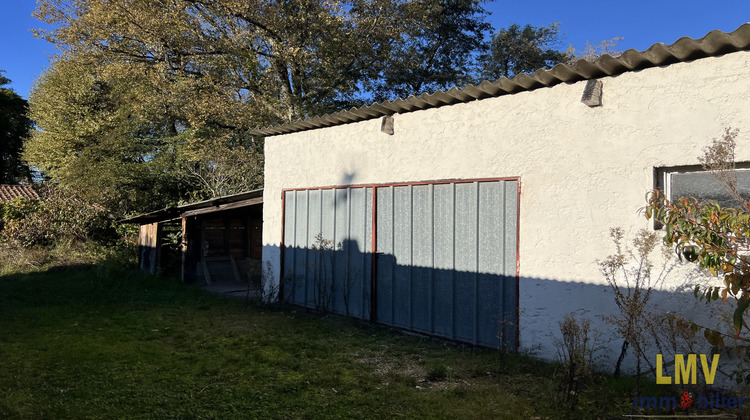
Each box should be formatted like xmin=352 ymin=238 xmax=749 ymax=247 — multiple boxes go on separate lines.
xmin=184 ymin=206 xmax=263 ymax=288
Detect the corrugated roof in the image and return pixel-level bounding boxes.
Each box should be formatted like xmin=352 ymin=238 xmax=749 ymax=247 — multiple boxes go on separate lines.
xmin=120 ymin=189 xmax=263 ymax=224
xmin=0 ymin=184 xmax=39 ymax=202
xmin=250 ymin=23 xmax=750 ymax=137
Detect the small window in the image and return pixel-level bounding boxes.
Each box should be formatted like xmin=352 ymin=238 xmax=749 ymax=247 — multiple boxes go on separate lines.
xmin=655 ymin=164 xmax=750 ymax=208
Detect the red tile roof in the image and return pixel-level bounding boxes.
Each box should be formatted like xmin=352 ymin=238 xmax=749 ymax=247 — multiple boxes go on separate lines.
xmin=0 ymin=184 xmax=40 ymax=202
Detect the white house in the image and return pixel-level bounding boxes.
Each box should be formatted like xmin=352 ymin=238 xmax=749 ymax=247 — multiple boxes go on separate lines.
xmin=254 ymin=24 xmax=750 ymax=377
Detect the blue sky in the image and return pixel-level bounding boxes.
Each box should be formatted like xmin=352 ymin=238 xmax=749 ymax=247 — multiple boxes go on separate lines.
xmin=1 ymin=0 xmax=748 ymax=99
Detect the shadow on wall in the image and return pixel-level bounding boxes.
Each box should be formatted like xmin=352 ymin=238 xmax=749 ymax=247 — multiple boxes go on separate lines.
xmin=281 ymin=239 xmax=518 ymax=350
xmin=263 ymin=242 xmax=737 ymax=383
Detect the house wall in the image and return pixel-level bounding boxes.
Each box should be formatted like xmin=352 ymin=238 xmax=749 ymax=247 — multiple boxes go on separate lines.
xmin=263 ymin=51 xmax=750 ymax=374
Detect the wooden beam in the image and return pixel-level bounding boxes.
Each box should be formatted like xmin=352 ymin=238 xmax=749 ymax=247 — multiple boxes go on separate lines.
xmin=181 ymin=197 xmax=263 ymax=218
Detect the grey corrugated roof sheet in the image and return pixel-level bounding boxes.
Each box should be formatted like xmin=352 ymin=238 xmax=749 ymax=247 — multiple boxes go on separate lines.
xmin=0 ymin=184 xmax=39 ymax=202
xmin=250 ymin=23 xmax=750 ymax=137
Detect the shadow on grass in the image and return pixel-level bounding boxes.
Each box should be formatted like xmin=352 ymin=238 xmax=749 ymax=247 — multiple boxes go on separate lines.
xmin=1 ymin=259 xmax=747 ymax=419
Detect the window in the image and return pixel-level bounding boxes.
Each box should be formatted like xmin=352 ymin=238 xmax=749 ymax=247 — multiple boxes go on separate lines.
xmin=654 ymin=165 xmax=750 ymax=229
xmin=655 ymin=164 xmax=750 ymax=208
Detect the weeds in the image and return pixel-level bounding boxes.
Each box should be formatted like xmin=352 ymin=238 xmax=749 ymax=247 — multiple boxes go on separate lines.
xmin=555 ymin=314 xmax=599 ymax=411
xmin=310 ymin=232 xmax=341 ymax=312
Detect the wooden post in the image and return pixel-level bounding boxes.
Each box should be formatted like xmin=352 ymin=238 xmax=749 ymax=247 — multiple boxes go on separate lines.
xmin=180 ymin=217 xmax=187 ymax=283
xmin=153 ymin=222 xmax=163 ymax=274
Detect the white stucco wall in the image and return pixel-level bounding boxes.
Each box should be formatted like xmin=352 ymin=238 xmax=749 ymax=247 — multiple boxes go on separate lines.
xmin=263 ymin=51 xmax=750 ymax=378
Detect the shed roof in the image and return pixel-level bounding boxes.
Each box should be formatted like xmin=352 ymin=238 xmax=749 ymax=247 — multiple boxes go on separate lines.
xmin=0 ymin=184 xmax=39 ymax=202
xmin=120 ymin=189 xmax=263 ymax=224
xmin=249 ymin=23 xmax=750 ymax=137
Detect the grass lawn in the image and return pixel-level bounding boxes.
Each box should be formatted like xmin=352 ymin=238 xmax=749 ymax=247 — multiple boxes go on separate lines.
xmin=0 ymin=262 xmax=743 ymax=419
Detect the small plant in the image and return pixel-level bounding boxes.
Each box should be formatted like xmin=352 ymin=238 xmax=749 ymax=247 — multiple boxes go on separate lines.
xmin=426 ymin=362 xmax=449 ymax=382
xmin=341 ymin=255 xmax=359 ymax=317
xmin=257 ymin=260 xmax=280 ymax=303
xmin=310 ymin=233 xmax=340 ymax=312
xmin=1 ymin=184 xmax=115 ymax=248
xmin=645 ymin=127 xmax=750 ymax=382
xmin=555 ymin=313 xmax=598 ymax=411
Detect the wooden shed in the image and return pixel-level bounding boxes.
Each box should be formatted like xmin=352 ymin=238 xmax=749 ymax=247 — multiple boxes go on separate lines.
xmin=123 ymin=190 xmax=263 ymax=287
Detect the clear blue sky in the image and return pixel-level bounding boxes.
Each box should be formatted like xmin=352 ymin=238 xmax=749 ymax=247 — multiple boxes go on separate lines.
xmin=1 ymin=0 xmax=749 ymax=99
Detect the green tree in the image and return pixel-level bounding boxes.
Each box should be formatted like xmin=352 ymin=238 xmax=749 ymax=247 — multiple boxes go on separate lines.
xmin=0 ymin=72 xmax=32 ymax=183
xmin=368 ymin=0 xmax=491 ymax=101
xmin=25 ymin=55 xmax=264 ymax=216
xmin=34 ymin=0 xmax=491 ymax=123
xmin=25 ymin=56 xmax=183 ymax=215
xmin=480 ymin=23 xmax=572 ymax=80
xmin=28 ymin=0 xmax=493 ymax=212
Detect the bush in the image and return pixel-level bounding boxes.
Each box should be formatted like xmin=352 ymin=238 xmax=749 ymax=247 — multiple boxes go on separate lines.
xmin=0 ymin=240 xmax=136 ymax=275
xmin=1 ymin=185 xmax=116 ymax=248
xmin=555 ymin=314 xmax=598 ymax=410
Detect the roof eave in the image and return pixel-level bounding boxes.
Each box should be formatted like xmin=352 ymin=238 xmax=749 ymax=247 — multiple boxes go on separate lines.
xmin=249 ymin=23 xmax=750 ymax=138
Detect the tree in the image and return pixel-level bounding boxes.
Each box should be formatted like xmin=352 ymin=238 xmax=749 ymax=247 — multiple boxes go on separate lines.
xmin=645 ymin=128 xmax=750 ymax=381
xmin=25 ymin=55 xmax=265 ymax=216
xmin=28 ymin=0 xmax=492 ymax=213
xmin=34 ymin=0 xmax=491 ymax=123
xmin=567 ymin=36 xmax=623 ymax=63
xmin=480 ymin=23 xmax=572 ymax=80
xmin=368 ymin=0 xmax=491 ymax=101
xmin=176 ymin=130 xmax=264 ymax=201
xmin=25 ymin=55 xmax=186 ymax=215
xmin=0 ymin=72 xmax=32 ymax=183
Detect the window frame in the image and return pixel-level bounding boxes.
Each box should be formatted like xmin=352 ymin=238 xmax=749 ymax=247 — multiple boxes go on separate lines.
xmin=653 ymin=163 xmax=750 ymax=229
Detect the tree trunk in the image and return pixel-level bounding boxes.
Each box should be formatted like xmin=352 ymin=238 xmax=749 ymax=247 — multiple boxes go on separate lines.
xmin=614 ymin=339 xmax=629 ymax=378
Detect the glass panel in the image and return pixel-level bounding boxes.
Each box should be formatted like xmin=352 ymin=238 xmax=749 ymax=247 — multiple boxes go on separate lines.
xmin=670 ymin=170 xmax=750 ymax=208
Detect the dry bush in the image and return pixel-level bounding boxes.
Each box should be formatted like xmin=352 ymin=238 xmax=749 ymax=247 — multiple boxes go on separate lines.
xmin=599 ymin=228 xmax=675 ymax=380
xmin=555 ymin=313 xmax=599 ymax=411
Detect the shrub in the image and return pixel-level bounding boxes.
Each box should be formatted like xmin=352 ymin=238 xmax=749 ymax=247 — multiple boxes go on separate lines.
xmin=1 ymin=185 xmax=116 ymax=247
xmin=555 ymin=314 xmax=598 ymax=410
xmin=599 ymin=228 xmax=674 ymax=380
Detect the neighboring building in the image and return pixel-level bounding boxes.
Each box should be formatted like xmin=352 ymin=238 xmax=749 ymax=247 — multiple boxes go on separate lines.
xmin=0 ymin=184 xmax=39 ymax=202
xmin=254 ymin=23 xmax=750 ymax=373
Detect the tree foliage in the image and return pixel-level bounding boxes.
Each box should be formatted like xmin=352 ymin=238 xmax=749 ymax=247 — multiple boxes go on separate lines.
xmin=176 ymin=131 xmax=264 ymax=201
xmin=480 ymin=23 xmax=572 ymax=80
xmin=34 ymin=0 xmax=492 ymax=122
xmin=25 ymin=56 xmax=186 ymax=215
xmin=0 ymin=72 xmax=32 ymax=184
xmin=1 ymin=185 xmax=114 ymax=248
xmin=28 ymin=0 xmax=492 ymax=213
xmin=368 ymin=0 xmax=491 ymax=101
xmin=645 ymin=128 xmax=750 ymax=351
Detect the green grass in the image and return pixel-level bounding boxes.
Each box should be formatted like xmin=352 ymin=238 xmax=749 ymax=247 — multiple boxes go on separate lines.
xmin=0 ymin=261 xmax=745 ymax=419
